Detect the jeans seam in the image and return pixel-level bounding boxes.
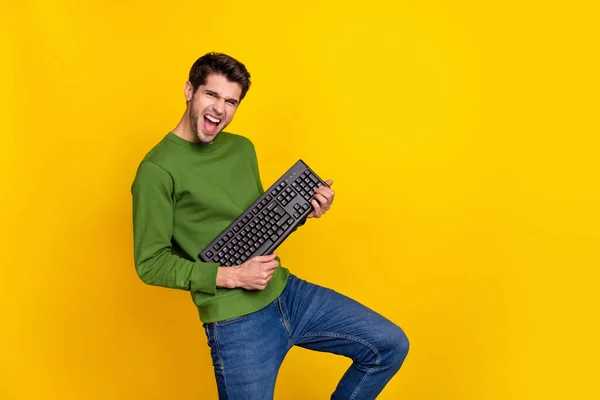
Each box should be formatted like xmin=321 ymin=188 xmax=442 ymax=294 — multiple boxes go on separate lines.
xmin=213 ymin=325 xmax=230 ymax=399
xmin=280 ymin=294 xmax=291 ymax=320
xmin=276 ymin=297 xmax=291 ymax=337
xmin=299 ymin=332 xmax=381 ymax=360
xmin=349 ymin=364 xmax=378 ymax=400
xmin=299 ymin=331 xmax=382 ymax=399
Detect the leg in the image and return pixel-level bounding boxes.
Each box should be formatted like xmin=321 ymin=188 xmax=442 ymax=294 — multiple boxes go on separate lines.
xmin=280 ymin=275 xmax=410 ymax=400
xmin=203 ymin=298 xmax=290 ymax=400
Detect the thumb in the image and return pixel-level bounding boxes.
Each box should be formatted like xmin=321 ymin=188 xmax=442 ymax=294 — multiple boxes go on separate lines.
xmin=325 ymin=179 xmax=334 ymax=186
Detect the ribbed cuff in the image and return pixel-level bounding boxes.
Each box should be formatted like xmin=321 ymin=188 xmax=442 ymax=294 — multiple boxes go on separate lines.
xmin=190 ymin=261 xmax=220 ymax=295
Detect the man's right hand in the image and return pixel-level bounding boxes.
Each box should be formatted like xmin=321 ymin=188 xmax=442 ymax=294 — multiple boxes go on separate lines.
xmin=216 ymin=254 xmax=279 ymax=290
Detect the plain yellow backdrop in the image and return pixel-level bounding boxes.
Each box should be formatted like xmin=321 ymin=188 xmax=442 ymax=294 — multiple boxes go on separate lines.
xmin=2 ymin=0 xmax=599 ymax=399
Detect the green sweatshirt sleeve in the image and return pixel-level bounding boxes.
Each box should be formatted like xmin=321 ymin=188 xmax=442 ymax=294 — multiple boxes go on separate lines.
xmin=131 ymin=160 xmax=220 ymax=295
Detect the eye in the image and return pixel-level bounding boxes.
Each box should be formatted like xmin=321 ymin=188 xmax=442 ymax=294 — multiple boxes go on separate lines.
xmin=226 ymin=100 xmax=237 ymax=106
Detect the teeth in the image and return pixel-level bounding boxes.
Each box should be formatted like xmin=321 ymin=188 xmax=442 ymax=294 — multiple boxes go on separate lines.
xmin=206 ymin=115 xmax=221 ymax=123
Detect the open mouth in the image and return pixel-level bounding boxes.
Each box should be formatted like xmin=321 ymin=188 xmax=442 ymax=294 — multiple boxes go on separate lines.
xmin=203 ymin=114 xmax=221 ymax=134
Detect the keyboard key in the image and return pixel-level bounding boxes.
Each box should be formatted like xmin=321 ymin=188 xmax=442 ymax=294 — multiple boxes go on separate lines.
xmin=253 ymin=239 xmax=273 ymax=257
xmin=199 ymin=160 xmax=330 ymax=264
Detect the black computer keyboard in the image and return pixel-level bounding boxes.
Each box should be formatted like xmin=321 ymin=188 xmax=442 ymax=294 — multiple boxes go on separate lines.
xmin=199 ymin=159 xmax=329 ymax=266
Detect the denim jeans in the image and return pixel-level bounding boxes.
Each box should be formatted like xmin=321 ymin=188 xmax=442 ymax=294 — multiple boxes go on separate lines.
xmin=203 ymin=274 xmax=409 ymax=399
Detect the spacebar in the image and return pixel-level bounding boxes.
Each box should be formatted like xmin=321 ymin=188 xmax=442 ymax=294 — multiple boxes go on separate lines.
xmin=253 ymin=239 xmax=274 ymax=257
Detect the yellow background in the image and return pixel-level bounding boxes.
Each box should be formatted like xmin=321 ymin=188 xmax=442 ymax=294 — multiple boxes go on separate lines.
xmin=2 ymin=0 xmax=599 ymax=399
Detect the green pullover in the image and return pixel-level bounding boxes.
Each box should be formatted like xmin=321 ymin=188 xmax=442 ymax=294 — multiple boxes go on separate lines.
xmin=131 ymin=131 xmax=293 ymax=323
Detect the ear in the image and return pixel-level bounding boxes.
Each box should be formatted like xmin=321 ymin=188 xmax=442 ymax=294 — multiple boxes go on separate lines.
xmin=184 ymin=81 xmax=193 ymax=103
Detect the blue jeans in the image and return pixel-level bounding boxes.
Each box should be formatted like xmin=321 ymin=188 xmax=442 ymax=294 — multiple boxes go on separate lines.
xmin=203 ymin=274 xmax=409 ymax=399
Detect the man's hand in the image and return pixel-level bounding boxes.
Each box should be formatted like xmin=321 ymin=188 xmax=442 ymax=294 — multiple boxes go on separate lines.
xmin=216 ymin=254 xmax=279 ymax=290
xmin=307 ymin=179 xmax=335 ymax=218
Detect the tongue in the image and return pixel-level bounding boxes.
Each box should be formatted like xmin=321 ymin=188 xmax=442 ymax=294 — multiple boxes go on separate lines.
xmin=203 ymin=117 xmax=218 ymax=134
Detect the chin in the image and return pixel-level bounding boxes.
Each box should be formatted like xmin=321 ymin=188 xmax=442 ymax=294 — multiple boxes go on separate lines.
xmin=198 ymin=131 xmax=218 ymax=144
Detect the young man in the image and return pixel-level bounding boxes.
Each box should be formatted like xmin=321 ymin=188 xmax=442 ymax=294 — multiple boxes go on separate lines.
xmin=131 ymin=52 xmax=409 ymax=399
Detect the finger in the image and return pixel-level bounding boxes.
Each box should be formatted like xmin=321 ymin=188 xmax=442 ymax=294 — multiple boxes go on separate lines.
xmin=311 ymin=199 xmax=323 ymax=217
xmin=317 ymin=187 xmax=334 ymax=201
xmin=264 ymin=260 xmax=280 ymax=270
xmin=254 ymin=253 xmax=277 ymax=262
xmin=325 ymin=179 xmax=334 ymax=186
xmin=266 ymin=268 xmax=277 ymax=279
xmin=313 ymin=193 xmax=329 ymax=208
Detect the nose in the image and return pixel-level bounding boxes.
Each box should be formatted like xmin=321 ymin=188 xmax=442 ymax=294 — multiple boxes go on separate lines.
xmin=212 ymin=98 xmax=225 ymax=115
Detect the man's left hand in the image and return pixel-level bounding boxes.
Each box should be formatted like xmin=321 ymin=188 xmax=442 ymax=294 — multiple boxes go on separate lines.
xmin=307 ymin=179 xmax=335 ymax=218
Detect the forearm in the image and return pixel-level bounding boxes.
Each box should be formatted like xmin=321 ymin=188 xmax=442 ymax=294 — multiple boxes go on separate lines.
xmin=135 ymin=247 xmax=220 ymax=295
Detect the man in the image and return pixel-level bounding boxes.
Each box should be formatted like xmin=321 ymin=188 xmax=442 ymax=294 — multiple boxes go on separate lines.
xmin=131 ymin=52 xmax=409 ymax=399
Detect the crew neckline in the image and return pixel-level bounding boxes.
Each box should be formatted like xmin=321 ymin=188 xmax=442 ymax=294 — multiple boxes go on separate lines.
xmin=166 ymin=131 xmax=228 ymax=153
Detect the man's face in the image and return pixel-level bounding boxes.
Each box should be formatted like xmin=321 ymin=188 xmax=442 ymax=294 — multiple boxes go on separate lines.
xmin=187 ymin=74 xmax=242 ymax=144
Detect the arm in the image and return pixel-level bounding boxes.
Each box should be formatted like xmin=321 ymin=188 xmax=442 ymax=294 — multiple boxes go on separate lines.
xmin=131 ymin=160 xmax=222 ymax=295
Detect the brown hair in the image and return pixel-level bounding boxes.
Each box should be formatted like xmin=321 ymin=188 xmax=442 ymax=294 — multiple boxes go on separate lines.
xmin=189 ymin=52 xmax=252 ymax=101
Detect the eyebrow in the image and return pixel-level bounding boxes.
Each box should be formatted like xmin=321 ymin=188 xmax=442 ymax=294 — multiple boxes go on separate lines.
xmin=205 ymin=89 xmax=239 ymax=105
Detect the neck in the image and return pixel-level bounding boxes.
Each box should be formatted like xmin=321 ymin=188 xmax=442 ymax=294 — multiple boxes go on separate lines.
xmin=172 ymin=107 xmax=201 ymax=144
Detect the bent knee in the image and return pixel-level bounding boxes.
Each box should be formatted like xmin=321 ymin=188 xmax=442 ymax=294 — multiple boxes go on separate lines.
xmin=381 ymin=325 xmax=409 ymax=371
